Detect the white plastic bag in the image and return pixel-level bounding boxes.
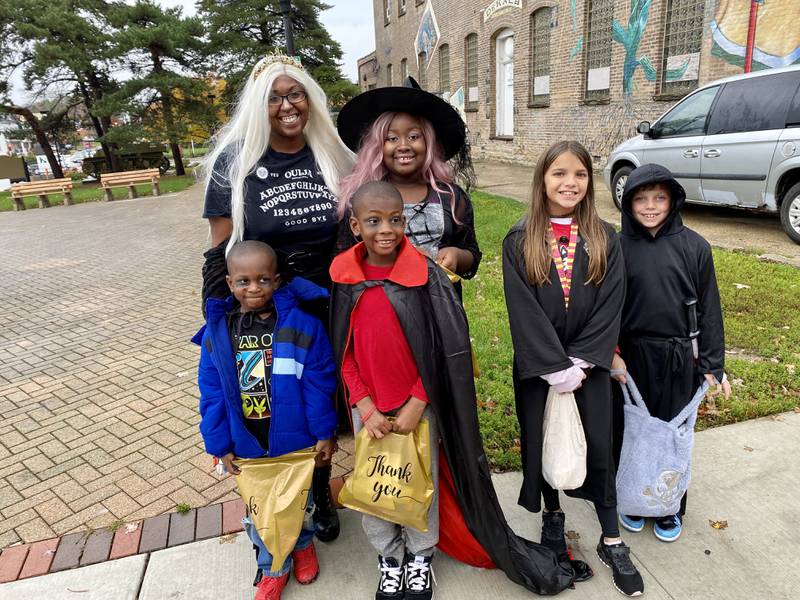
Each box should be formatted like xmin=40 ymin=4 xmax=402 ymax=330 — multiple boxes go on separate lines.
xmin=541 ymin=387 xmax=587 ymax=490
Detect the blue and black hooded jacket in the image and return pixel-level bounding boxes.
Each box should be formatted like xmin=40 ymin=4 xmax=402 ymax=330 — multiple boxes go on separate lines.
xmin=192 ymin=277 xmax=337 ymax=459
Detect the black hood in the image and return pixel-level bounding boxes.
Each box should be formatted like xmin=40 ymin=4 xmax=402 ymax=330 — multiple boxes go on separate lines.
xmin=620 ymin=163 xmax=686 ymax=239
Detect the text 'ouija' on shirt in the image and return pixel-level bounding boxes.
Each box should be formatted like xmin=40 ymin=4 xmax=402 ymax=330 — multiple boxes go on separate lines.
xmin=228 ymin=311 xmax=277 ymax=450
xmin=203 ymin=145 xmax=339 ymax=264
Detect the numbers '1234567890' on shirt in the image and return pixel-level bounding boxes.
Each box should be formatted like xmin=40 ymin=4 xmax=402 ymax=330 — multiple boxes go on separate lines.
xmin=203 ymin=145 xmax=339 ymax=279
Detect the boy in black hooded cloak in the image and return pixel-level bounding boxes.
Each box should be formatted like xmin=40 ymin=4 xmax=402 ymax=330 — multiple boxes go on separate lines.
xmin=612 ymin=163 xmax=731 ymax=542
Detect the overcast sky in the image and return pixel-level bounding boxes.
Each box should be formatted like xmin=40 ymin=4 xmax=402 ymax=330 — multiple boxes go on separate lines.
xmin=9 ymin=0 xmax=375 ymax=102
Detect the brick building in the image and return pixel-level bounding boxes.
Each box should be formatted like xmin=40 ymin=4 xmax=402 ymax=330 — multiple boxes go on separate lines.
xmin=358 ymin=0 xmax=800 ymax=165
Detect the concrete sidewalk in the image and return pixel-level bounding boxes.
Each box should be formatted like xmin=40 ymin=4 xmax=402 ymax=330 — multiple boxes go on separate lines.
xmin=3 ymin=410 xmax=796 ymax=600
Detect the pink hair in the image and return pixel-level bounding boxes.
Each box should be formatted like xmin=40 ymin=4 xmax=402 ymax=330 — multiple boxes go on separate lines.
xmin=337 ymin=112 xmax=459 ymax=221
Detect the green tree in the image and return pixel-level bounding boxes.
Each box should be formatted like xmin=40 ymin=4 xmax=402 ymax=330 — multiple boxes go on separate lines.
xmin=198 ymin=0 xmax=357 ymax=108
xmin=0 ymin=0 xmax=125 ymax=172
xmin=102 ymin=0 xmax=207 ymax=176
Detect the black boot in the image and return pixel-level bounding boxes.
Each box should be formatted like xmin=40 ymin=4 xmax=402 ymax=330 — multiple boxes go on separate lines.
xmin=312 ymin=465 xmax=339 ymax=542
xmin=541 ymin=511 xmax=593 ymax=584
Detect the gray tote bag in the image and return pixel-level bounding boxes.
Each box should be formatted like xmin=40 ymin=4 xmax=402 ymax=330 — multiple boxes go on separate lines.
xmin=615 ymin=375 xmax=709 ymax=517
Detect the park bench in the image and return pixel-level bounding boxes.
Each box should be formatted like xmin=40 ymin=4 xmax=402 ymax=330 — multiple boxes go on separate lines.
xmin=9 ymin=178 xmax=74 ymax=211
xmin=100 ymin=168 xmax=161 ymax=201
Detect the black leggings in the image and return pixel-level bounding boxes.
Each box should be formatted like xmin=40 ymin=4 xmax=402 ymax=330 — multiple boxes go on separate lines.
xmin=542 ymin=482 xmax=620 ymax=538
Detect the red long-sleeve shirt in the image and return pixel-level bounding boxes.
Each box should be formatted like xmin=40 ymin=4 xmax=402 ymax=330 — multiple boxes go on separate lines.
xmin=341 ymin=263 xmax=429 ymax=412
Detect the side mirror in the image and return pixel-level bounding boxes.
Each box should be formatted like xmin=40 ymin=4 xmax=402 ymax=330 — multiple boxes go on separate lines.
xmin=637 ymin=121 xmax=652 ymax=137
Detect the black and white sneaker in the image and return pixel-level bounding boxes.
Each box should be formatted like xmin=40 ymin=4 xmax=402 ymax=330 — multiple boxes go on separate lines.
xmin=404 ymin=553 xmax=434 ymax=600
xmin=376 ymin=555 xmax=404 ymax=600
xmin=596 ymin=537 xmax=644 ymax=597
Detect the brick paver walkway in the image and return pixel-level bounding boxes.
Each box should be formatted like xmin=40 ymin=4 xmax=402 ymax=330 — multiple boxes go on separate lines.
xmin=0 ymin=185 xmax=353 ymax=549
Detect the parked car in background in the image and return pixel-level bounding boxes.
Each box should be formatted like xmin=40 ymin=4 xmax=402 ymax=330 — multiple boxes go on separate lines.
xmin=604 ymin=65 xmax=800 ymax=244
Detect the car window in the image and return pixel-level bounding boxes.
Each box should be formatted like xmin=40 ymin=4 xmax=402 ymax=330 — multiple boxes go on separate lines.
xmin=655 ymin=86 xmax=719 ymax=138
xmin=707 ymin=72 xmax=800 ymax=134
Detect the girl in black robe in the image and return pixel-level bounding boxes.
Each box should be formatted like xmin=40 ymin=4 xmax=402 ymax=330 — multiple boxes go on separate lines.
xmin=503 ymin=141 xmax=644 ymax=598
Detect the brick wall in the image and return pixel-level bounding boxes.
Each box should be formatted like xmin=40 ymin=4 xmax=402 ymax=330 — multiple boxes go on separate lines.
xmin=368 ymin=0 xmax=777 ymax=167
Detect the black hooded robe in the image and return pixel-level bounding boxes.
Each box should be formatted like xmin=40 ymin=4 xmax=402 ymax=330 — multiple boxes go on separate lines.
xmin=330 ymin=242 xmax=575 ymax=596
xmin=613 ymin=165 xmax=725 ymax=490
xmin=502 ymin=220 xmax=625 ymax=512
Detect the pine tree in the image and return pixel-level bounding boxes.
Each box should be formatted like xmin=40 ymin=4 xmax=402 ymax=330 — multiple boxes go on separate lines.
xmin=198 ymin=0 xmax=358 ymax=108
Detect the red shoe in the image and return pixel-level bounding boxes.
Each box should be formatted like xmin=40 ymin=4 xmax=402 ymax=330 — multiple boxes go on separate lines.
xmin=291 ymin=543 xmax=320 ymax=585
xmin=254 ymin=571 xmax=289 ymax=600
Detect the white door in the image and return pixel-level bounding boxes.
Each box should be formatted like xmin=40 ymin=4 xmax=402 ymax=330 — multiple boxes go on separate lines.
xmin=496 ymin=30 xmax=514 ymax=137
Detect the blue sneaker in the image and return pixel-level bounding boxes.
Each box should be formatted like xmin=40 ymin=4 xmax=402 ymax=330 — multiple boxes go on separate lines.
xmin=618 ymin=513 xmax=645 ymax=533
xmin=653 ymin=514 xmax=682 ymax=542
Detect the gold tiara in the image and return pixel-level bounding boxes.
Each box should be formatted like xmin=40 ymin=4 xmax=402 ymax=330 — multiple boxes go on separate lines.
xmin=252 ymin=53 xmax=304 ymax=80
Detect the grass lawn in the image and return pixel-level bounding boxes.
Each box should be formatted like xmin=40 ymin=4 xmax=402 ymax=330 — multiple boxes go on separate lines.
xmin=0 ymin=172 xmax=198 ymax=212
xmin=465 ymin=191 xmax=800 ymax=470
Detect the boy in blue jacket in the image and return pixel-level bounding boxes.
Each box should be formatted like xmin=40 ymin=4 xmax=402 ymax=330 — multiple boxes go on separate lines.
xmin=194 ymin=240 xmax=337 ymax=600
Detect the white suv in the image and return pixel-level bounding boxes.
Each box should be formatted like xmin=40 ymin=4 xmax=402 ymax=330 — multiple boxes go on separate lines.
xmin=603 ymin=65 xmax=800 ymax=244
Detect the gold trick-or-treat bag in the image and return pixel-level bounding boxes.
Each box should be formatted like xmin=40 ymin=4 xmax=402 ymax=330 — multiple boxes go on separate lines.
xmin=234 ymin=449 xmax=317 ymax=572
xmin=339 ymin=419 xmax=434 ymax=531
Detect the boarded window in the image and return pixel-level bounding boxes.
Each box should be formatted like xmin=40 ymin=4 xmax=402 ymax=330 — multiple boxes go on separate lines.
xmin=584 ymin=0 xmax=613 ymax=100
xmin=530 ymin=7 xmax=552 ymax=104
xmin=387 ymin=63 xmax=393 ymax=86
xmin=418 ymin=52 xmax=427 ymax=88
xmin=465 ymin=33 xmax=478 ymax=110
xmin=661 ymin=0 xmax=704 ymax=94
xmin=439 ymin=44 xmax=450 ymax=93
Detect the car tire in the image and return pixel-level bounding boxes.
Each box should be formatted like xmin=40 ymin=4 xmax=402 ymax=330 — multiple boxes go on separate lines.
xmin=610 ymin=166 xmax=633 ymax=210
xmin=780 ymin=182 xmax=800 ymax=245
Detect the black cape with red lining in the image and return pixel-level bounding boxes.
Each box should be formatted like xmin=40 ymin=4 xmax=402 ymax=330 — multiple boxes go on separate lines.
xmin=502 ymin=220 xmax=625 ymax=511
xmin=329 ymin=238 xmax=575 ymax=596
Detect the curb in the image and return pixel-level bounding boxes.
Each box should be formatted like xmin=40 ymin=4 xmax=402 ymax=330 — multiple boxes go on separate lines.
xmin=0 ymin=476 xmax=346 ymax=583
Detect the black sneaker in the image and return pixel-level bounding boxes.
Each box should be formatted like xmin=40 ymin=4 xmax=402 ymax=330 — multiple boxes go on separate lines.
xmin=596 ymin=537 xmax=644 ymax=597
xmin=540 ymin=511 xmax=568 ymax=559
xmin=312 ymin=465 xmax=340 ymax=542
xmin=376 ymin=555 xmax=404 ymax=600
xmin=404 ymin=553 xmax=434 ymax=600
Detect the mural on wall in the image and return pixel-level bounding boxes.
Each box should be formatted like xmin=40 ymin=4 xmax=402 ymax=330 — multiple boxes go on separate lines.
xmin=568 ymin=0 xmax=584 ymax=60
xmin=415 ymin=0 xmax=440 ymax=70
xmin=612 ymin=0 xmax=657 ymax=94
xmin=711 ymin=0 xmax=800 ymax=70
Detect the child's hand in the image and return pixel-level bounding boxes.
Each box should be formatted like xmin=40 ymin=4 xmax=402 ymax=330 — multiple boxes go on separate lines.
xmin=315 ymin=439 xmax=335 ymax=465
xmin=611 ymin=353 xmax=627 ymax=384
xmin=364 ymin=412 xmax=393 ymax=438
xmin=436 ymin=247 xmax=461 ymax=272
xmin=393 ymin=397 xmax=426 ymax=434
xmin=704 ymin=373 xmax=732 ymax=400
xmin=219 ymin=453 xmax=240 ymax=476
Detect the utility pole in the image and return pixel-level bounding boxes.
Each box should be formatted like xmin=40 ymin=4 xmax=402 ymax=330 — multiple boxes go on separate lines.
xmin=278 ymin=0 xmax=295 ymax=56
xmin=743 ymin=0 xmax=764 ymax=73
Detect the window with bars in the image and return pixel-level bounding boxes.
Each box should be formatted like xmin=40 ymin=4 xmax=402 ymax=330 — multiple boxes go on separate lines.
xmin=387 ymin=63 xmax=393 ymax=86
xmin=439 ymin=44 xmax=450 ymax=93
xmin=418 ymin=52 xmax=427 ymax=88
xmin=584 ymin=0 xmax=613 ymax=100
xmin=399 ymin=0 xmax=406 ymax=16
xmin=661 ymin=0 xmax=704 ymax=94
xmin=465 ymin=33 xmax=478 ymax=110
xmin=400 ymin=58 xmax=408 ymax=83
xmin=530 ymin=7 xmax=552 ymax=105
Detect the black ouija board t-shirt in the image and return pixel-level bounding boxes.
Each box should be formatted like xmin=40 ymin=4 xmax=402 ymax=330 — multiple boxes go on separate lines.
xmin=204 ymin=145 xmax=338 ymax=286
xmin=228 ymin=311 xmax=277 ymax=451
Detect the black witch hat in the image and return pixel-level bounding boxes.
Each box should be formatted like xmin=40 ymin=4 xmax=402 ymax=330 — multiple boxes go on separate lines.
xmin=337 ymin=76 xmax=467 ymax=161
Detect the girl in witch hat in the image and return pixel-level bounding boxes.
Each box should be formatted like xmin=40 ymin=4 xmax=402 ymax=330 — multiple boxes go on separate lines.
xmin=336 ymin=77 xmax=481 ymax=291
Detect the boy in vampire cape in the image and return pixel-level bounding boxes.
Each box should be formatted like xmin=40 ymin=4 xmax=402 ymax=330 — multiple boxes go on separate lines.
xmin=330 ymin=182 xmax=575 ymax=596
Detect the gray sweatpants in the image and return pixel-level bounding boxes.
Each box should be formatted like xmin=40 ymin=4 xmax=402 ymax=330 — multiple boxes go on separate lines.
xmin=352 ymin=405 xmax=439 ymax=561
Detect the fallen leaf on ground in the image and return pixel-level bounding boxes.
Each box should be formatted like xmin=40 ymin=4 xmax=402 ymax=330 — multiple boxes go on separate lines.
xmin=219 ymin=533 xmax=239 ymax=544
xmin=743 ymin=446 xmax=754 ymax=452
xmin=794 ymin=407 xmax=800 ymax=414
xmin=733 ymin=283 xmax=750 ymax=289
xmin=709 ymin=520 xmax=728 ymax=530
xmin=566 ymin=530 xmax=580 ymax=540
xmin=124 ymin=523 xmax=139 ymax=534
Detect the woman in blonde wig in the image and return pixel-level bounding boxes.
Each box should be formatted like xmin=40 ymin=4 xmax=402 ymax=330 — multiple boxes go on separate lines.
xmin=200 ymin=55 xmax=354 ymax=584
